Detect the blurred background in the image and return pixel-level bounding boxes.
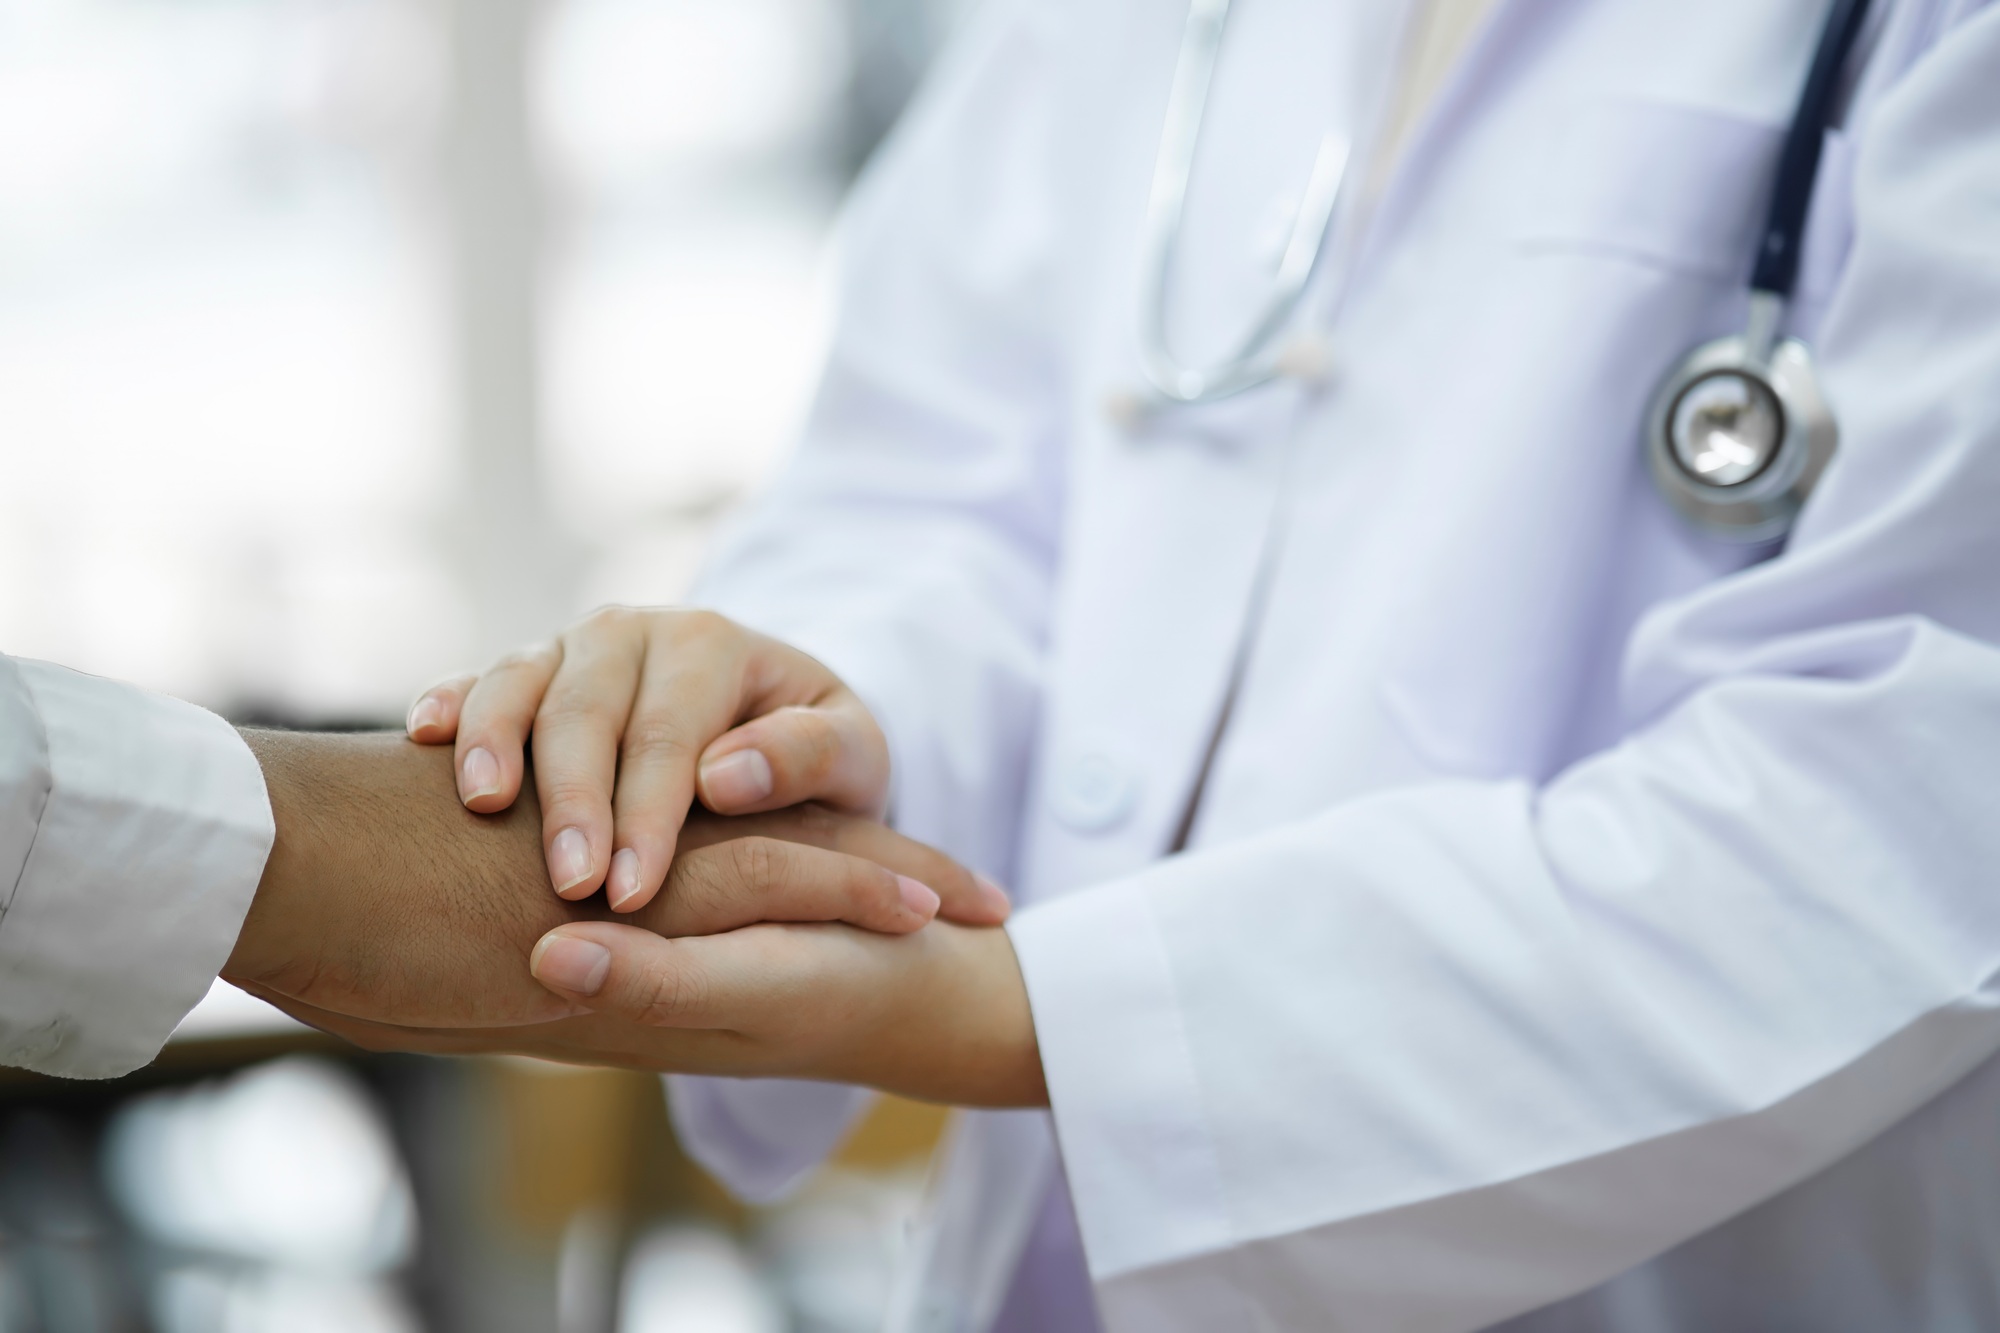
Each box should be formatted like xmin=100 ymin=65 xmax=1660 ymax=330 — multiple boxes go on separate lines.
xmin=0 ymin=0 xmax=965 ymax=1326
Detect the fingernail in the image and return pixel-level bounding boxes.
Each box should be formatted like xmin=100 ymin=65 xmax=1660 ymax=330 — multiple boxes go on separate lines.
xmin=531 ymin=934 xmax=611 ymax=996
xmin=606 ymin=848 xmax=643 ymax=912
xmin=407 ymin=694 xmax=444 ymax=737
xmin=459 ymin=746 xmax=501 ymax=801
xmin=975 ymin=872 xmax=1012 ymax=918
xmin=897 ymin=875 xmax=941 ymax=919
xmin=551 ymin=827 xmax=594 ymax=896
xmin=700 ymin=749 xmax=774 ymax=807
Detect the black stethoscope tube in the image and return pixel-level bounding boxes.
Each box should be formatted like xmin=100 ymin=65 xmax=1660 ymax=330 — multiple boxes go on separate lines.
xmin=1752 ymin=0 xmax=1873 ymax=299
xmin=1644 ymin=0 xmax=1874 ymax=541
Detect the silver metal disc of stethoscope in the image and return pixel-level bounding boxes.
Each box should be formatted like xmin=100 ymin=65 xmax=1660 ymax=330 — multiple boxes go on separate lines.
xmin=1644 ymin=335 xmax=1838 ymax=543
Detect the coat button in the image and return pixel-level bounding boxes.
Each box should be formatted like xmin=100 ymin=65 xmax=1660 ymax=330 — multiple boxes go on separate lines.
xmin=1049 ymin=752 xmax=1138 ymax=833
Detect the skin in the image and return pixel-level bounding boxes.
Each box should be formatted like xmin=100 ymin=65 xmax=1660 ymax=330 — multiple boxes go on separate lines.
xmin=222 ymin=729 xmax=1004 ymax=1034
xmin=392 ymin=605 xmax=1045 ymax=1107
xmin=406 ymin=609 xmax=906 ymax=913
xmin=251 ymin=917 xmax=1049 ymax=1109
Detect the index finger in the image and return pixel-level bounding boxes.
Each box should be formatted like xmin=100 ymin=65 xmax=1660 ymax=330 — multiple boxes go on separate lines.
xmin=598 ymin=613 xmax=842 ymax=914
xmin=678 ymin=806 xmax=1011 ymax=925
xmin=452 ymin=643 xmax=562 ymax=814
xmin=627 ymin=837 xmax=939 ymax=937
xmin=591 ymin=612 xmax=758 ymax=913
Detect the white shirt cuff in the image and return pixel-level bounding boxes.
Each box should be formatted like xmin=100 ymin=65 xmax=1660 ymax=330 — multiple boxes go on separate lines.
xmin=0 ymin=659 xmax=273 ymax=1078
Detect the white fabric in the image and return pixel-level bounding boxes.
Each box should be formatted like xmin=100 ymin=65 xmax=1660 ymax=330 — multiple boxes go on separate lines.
xmin=0 ymin=657 xmax=272 ymax=1078
xmin=678 ymin=0 xmax=2000 ymax=1329
xmin=666 ymin=1074 xmax=875 ymax=1203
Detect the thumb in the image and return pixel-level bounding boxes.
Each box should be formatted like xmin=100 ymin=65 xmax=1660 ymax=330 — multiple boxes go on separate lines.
xmin=695 ymin=697 xmax=889 ymax=818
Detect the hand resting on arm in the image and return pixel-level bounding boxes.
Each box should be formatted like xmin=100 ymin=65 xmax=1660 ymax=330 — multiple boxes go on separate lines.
xmin=378 ymin=608 xmax=1043 ymax=1107
xmin=405 ymin=607 xmax=1011 ymax=923
xmin=221 ymin=730 xmax=988 ymax=1035
xmin=260 ymin=914 xmax=1048 ymax=1109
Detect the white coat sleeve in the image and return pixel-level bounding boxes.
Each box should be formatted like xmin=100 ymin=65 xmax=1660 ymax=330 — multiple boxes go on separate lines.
xmin=669 ymin=0 xmax=1072 ymax=1201
xmin=0 ymin=656 xmax=272 ymax=1079
xmin=1008 ymin=13 xmax=2000 ymax=1332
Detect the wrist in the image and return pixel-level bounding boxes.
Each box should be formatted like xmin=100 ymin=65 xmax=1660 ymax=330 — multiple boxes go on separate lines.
xmin=224 ymin=729 xmax=605 ymax=1031
xmin=843 ymin=924 xmax=1047 ymax=1108
xmin=222 ymin=728 xmax=317 ymax=990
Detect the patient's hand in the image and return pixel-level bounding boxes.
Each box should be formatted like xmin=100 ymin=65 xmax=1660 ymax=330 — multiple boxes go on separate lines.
xmin=259 ymin=917 xmax=1049 ymax=1110
xmin=401 ymin=607 xmax=1010 ymax=923
xmin=223 ymin=730 xmax=985 ymax=1033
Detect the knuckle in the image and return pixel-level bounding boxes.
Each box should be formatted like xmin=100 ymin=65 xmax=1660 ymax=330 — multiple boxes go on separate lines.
xmin=496 ymin=636 xmax=560 ymax=668
xmin=578 ymin=604 xmax=638 ymax=635
xmin=636 ymin=961 xmax=709 ymax=1026
xmin=535 ymin=684 xmax=614 ymax=730
xmin=662 ymin=608 xmax=739 ymax=653
xmin=663 ymin=851 xmax=724 ymax=921
xmin=621 ymin=714 xmax=693 ymax=765
xmin=676 ymin=607 xmax=729 ymax=638
xmin=484 ymin=645 xmax=554 ymax=679
xmin=786 ymin=709 xmax=841 ymax=779
xmin=538 ymin=775 xmax=608 ymax=816
xmin=728 ymin=836 xmax=785 ymax=891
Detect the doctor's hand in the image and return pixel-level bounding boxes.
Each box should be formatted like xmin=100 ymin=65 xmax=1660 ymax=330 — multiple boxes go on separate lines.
xmin=222 ymin=729 xmax=983 ymax=1033
xmin=403 ymin=606 xmax=1009 ymax=922
xmin=255 ymin=917 xmax=1049 ymax=1110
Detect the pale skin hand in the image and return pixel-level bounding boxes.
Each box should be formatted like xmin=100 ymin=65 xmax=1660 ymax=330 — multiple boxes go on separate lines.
xmin=255 ymin=917 xmax=1049 ymax=1110
xmin=403 ymin=606 xmax=1011 ymax=922
xmin=224 ymin=730 xmax=990 ymax=1032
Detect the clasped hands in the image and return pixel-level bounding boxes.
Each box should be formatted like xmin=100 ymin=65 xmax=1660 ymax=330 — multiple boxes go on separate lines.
xmin=220 ymin=609 xmax=1045 ymax=1108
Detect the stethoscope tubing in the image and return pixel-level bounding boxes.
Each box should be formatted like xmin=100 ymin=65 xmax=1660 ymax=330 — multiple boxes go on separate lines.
xmin=1133 ymin=0 xmax=1352 ymax=407
xmin=1125 ymin=0 xmax=1872 ymax=470
xmin=1751 ymin=0 xmax=1874 ymax=302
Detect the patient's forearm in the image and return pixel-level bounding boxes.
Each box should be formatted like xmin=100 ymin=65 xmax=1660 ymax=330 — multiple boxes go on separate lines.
xmin=220 ymin=730 xmax=991 ymax=1037
xmin=224 ymin=730 xmax=578 ymax=1028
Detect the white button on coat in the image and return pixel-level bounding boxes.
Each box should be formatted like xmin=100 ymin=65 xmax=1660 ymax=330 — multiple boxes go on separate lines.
xmin=1047 ymin=752 xmax=1139 ymax=833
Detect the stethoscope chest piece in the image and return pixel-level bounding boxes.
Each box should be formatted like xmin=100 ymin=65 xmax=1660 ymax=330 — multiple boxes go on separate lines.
xmin=1638 ymin=0 xmax=1871 ymax=544
xmin=1645 ymin=330 xmax=1836 ymax=543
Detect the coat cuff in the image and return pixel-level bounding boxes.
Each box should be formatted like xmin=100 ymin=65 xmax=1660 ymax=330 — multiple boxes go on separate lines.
xmin=1006 ymin=878 xmax=1235 ymax=1283
xmin=0 ymin=660 xmax=273 ymax=1078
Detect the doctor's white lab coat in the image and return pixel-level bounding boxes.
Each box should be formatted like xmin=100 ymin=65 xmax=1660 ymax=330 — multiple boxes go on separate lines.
xmin=672 ymin=0 xmax=2000 ymax=1329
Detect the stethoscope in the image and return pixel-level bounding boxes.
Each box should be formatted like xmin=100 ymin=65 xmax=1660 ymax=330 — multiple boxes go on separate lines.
xmin=1120 ymin=0 xmax=1873 ymax=544
xmin=1114 ymin=0 xmax=1349 ymax=421
xmin=1645 ymin=0 xmax=1871 ymax=541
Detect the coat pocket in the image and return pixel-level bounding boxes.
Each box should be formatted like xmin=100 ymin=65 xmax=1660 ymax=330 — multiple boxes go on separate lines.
xmin=1514 ymin=97 xmax=1789 ymax=282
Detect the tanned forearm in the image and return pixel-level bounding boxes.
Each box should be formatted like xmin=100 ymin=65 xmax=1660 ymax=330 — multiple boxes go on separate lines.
xmin=222 ymin=731 xmax=1050 ymax=1106
xmin=223 ymin=730 xmax=583 ymax=1029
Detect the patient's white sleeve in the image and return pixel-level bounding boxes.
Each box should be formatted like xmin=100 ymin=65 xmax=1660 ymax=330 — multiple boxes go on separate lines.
xmin=0 ymin=656 xmax=273 ymax=1078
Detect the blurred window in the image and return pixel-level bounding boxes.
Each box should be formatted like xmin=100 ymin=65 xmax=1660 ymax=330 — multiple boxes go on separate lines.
xmin=0 ymin=0 xmax=959 ymax=720
xmin=0 ymin=0 xmax=455 ymax=717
